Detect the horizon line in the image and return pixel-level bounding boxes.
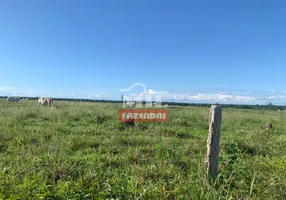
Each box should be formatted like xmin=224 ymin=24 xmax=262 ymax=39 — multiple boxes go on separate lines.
xmin=1 ymin=95 xmax=286 ymax=106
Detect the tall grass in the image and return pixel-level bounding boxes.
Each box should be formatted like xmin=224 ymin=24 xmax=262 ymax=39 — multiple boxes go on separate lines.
xmin=0 ymin=100 xmax=285 ymax=199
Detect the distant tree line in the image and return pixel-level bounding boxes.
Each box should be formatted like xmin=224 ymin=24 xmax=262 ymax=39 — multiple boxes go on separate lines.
xmin=0 ymin=96 xmax=284 ymax=110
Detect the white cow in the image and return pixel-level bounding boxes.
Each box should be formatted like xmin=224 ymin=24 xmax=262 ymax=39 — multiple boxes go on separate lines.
xmin=38 ymin=97 xmax=54 ymax=107
xmin=7 ymin=96 xmax=20 ymax=103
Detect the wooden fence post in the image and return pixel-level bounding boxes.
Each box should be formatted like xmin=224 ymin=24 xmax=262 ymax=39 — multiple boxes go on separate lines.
xmin=205 ymin=105 xmax=222 ymax=181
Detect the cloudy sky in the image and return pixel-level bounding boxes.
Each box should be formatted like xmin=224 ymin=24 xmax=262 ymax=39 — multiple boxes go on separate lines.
xmin=1 ymin=1 xmax=286 ymax=104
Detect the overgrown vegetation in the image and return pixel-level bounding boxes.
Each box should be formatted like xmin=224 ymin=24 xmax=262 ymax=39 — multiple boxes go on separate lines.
xmin=0 ymin=99 xmax=285 ymax=199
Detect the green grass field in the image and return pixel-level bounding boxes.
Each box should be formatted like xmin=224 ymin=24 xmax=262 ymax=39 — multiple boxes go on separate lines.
xmin=0 ymin=99 xmax=286 ymax=199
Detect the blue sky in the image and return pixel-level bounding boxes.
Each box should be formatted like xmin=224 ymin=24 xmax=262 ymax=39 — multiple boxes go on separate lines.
xmin=1 ymin=0 xmax=286 ymax=104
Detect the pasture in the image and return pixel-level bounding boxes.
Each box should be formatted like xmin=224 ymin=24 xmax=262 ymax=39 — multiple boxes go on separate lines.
xmin=0 ymin=99 xmax=286 ymax=199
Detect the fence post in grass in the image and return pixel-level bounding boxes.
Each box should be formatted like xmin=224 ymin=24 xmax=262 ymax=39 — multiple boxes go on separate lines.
xmin=205 ymin=105 xmax=222 ymax=182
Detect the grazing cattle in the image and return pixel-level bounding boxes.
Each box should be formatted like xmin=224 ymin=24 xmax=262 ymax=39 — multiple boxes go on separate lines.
xmin=38 ymin=97 xmax=54 ymax=107
xmin=7 ymin=96 xmax=20 ymax=103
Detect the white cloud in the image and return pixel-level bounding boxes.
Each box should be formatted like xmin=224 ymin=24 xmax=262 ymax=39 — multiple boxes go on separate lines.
xmin=0 ymin=86 xmax=109 ymax=100
xmin=0 ymin=86 xmax=23 ymax=96
xmin=165 ymin=93 xmax=255 ymax=103
xmin=0 ymin=86 xmax=14 ymax=91
xmin=121 ymin=86 xmax=258 ymax=104
xmin=3 ymin=84 xmax=286 ymax=105
xmin=88 ymin=92 xmax=108 ymax=99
